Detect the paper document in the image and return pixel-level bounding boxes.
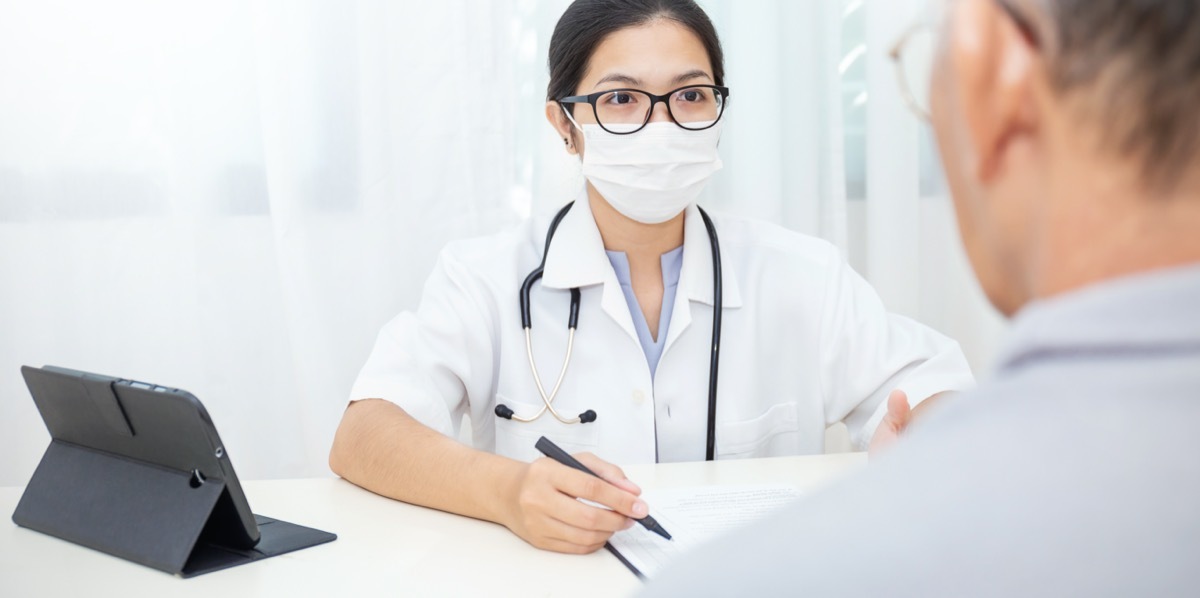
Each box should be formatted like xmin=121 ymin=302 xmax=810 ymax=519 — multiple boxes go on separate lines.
xmin=607 ymin=485 xmax=801 ymax=579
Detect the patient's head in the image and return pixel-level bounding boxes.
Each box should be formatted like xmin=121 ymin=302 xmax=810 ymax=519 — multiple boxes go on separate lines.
xmin=931 ymin=0 xmax=1200 ymax=316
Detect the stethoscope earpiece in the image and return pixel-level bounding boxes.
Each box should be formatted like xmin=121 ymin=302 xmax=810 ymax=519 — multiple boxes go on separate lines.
xmin=496 ymin=403 xmax=595 ymax=424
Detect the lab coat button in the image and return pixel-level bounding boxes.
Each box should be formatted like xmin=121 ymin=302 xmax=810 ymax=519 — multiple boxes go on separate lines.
xmin=632 ymin=390 xmax=646 ymax=404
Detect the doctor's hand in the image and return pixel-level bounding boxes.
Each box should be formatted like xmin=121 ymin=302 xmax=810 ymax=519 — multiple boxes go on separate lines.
xmin=502 ymin=452 xmax=646 ymax=554
xmin=868 ymin=390 xmax=912 ymax=455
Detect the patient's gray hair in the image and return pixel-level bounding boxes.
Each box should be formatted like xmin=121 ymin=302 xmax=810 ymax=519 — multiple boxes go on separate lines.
xmin=1014 ymin=0 xmax=1200 ymax=191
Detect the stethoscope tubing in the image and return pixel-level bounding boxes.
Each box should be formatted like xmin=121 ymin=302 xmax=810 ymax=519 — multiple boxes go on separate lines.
xmin=499 ymin=201 xmax=722 ymax=460
xmin=698 ymin=208 xmax=722 ymax=461
xmin=516 ymin=326 xmax=581 ymax=424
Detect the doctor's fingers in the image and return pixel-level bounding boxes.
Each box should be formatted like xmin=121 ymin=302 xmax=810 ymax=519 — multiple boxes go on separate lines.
xmin=547 ymin=491 xmax=636 ymax=533
xmin=539 ymin=515 xmax=620 ymax=552
xmin=529 ymin=532 xmax=608 ymax=555
xmin=573 ymin=452 xmax=641 ymax=495
xmin=555 ymin=469 xmax=648 ymax=520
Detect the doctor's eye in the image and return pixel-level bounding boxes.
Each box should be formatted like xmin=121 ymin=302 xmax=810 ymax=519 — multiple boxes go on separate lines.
xmin=601 ymin=91 xmax=642 ymax=106
xmin=674 ymin=88 xmax=709 ymax=103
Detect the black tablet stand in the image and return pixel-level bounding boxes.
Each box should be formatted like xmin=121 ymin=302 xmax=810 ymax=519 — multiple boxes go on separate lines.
xmin=12 ymin=371 xmax=336 ymax=578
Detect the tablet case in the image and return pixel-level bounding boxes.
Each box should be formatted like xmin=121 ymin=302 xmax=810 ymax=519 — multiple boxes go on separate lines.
xmin=11 ymin=368 xmax=336 ymax=577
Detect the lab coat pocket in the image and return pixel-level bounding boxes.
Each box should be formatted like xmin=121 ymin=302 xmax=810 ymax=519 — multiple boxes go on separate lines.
xmin=716 ymin=402 xmax=800 ymax=459
xmin=493 ymin=394 xmax=599 ymax=463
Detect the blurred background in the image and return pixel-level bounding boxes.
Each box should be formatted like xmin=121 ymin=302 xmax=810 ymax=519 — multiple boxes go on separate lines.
xmin=0 ymin=0 xmax=1005 ymax=486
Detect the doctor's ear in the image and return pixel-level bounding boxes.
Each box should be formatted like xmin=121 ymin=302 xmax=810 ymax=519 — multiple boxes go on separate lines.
xmin=545 ymin=101 xmax=580 ymax=156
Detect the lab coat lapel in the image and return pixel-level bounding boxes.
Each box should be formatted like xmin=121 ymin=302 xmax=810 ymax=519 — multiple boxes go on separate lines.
xmin=541 ymin=191 xmax=640 ymax=343
xmin=663 ymin=204 xmax=743 ymax=354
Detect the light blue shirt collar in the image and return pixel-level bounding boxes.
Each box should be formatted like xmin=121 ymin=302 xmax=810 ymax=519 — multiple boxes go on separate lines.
xmin=605 ymin=246 xmax=686 ymax=379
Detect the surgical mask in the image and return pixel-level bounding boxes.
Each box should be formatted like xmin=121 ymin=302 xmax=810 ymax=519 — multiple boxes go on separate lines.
xmin=569 ymin=117 xmax=724 ymax=224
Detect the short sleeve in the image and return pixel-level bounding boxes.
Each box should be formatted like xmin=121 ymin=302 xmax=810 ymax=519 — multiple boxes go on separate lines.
xmin=347 ymin=248 xmax=499 ymax=439
xmin=816 ymin=246 xmax=976 ymax=449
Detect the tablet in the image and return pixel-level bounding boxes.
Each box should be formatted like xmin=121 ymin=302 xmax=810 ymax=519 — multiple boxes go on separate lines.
xmin=14 ymin=365 xmax=336 ymax=576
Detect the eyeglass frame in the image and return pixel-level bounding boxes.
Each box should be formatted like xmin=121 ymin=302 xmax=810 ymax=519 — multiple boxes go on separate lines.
xmin=558 ymin=84 xmax=731 ymax=135
xmin=888 ymin=0 xmax=1040 ymax=122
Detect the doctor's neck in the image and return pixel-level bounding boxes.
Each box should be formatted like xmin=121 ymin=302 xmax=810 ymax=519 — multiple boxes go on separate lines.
xmin=588 ymin=184 xmax=685 ymax=259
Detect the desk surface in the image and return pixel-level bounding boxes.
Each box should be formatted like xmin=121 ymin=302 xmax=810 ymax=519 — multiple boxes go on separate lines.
xmin=0 ymin=453 xmax=866 ymax=597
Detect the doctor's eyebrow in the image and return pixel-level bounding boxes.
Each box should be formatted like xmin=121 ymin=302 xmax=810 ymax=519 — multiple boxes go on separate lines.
xmin=591 ymin=69 xmax=713 ymax=90
xmin=592 ymin=73 xmax=642 ymax=89
xmin=670 ymin=70 xmax=713 ymax=85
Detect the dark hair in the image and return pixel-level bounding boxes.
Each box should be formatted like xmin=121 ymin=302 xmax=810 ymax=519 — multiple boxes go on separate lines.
xmin=1019 ymin=0 xmax=1200 ymax=190
xmin=546 ymin=0 xmax=725 ymax=109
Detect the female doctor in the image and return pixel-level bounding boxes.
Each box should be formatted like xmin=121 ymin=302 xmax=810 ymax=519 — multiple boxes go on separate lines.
xmin=330 ymin=0 xmax=974 ymax=555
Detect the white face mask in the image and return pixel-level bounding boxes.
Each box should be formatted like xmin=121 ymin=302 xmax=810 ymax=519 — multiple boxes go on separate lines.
xmin=568 ymin=114 xmax=724 ymax=224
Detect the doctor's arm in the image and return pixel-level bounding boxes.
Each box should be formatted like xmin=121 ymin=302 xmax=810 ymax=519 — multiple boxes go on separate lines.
xmin=330 ymin=399 xmax=643 ymax=554
xmin=816 ymin=247 xmax=974 ymax=454
xmin=329 ymin=253 xmax=647 ymax=554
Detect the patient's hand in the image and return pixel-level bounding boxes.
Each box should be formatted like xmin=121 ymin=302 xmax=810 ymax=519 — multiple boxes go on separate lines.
xmin=868 ymin=390 xmax=911 ymax=455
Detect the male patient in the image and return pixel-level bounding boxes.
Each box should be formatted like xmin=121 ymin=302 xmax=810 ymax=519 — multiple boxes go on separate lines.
xmin=645 ymin=0 xmax=1200 ymax=595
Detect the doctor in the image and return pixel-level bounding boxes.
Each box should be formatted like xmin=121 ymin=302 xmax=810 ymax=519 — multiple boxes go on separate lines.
xmin=330 ymin=0 xmax=974 ymax=555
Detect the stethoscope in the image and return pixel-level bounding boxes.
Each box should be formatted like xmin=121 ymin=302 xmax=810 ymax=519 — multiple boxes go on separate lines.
xmin=494 ymin=201 xmax=726 ymax=461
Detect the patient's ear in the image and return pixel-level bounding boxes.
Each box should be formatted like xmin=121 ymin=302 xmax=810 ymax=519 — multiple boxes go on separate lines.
xmin=544 ymin=101 xmax=578 ymax=155
xmin=949 ymin=0 xmax=1039 ymax=184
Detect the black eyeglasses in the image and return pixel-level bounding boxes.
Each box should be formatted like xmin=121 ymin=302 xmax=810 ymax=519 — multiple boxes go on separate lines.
xmin=559 ymin=84 xmax=730 ymax=135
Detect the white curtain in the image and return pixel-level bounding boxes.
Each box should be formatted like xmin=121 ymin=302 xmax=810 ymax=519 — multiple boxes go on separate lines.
xmin=0 ymin=0 xmax=1005 ymax=486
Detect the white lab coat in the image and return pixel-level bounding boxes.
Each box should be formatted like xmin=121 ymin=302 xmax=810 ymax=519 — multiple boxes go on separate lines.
xmin=350 ymin=192 xmax=975 ymax=465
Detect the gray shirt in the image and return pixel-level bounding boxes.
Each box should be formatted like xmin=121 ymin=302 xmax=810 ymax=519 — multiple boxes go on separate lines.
xmin=643 ymin=264 xmax=1200 ymax=597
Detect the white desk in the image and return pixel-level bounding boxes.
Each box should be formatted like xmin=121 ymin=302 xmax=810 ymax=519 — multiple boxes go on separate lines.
xmin=0 ymin=453 xmax=866 ymax=597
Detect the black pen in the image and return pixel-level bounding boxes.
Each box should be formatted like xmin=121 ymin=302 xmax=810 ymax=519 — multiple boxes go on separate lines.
xmin=534 ymin=436 xmax=672 ymax=541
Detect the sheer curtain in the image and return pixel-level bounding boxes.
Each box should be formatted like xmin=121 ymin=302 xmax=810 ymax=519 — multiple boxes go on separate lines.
xmin=0 ymin=0 xmax=1004 ymax=486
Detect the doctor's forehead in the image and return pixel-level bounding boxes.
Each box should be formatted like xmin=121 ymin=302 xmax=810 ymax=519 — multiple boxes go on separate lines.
xmin=579 ymin=19 xmax=714 ymax=91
